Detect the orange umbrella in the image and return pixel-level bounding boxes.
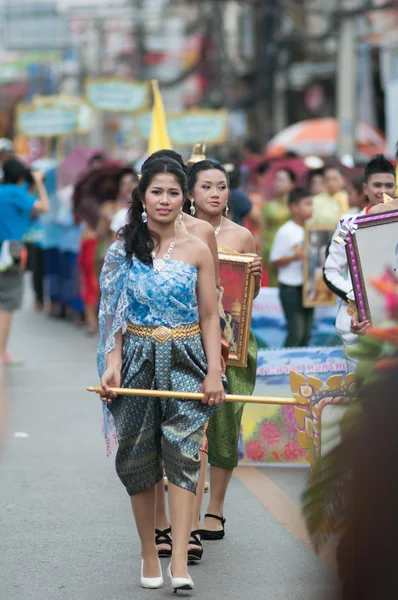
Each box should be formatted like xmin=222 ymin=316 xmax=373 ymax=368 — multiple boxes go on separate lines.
xmin=266 ymin=118 xmax=386 ymax=158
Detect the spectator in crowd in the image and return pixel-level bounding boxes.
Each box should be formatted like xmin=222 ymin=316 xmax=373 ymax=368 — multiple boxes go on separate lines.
xmin=0 ymin=159 xmax=49 ymax=363
xmin=225 ymin=162 xmax=262 ymax=228
xmin=254 ymin=161 xmax=269 ymax=189
xmin=244 ymin=161 xmax=269 ymax=255
xmin=88 ymin=153 xmax=106 ymax=171
xmin=312 ymin=166 xmax=349 ymax=226
xmin=79 ymin=165 xmax=136 ymax=335
xmin=307 ymin=168 xmax=325 ymax=196
xmin=241 ymin=138 xmax=264 ymax=188
xmin=0 ymin=138 xmax=14 ymax=180
xmin=242 ymin=138 xmax=264 ymax=165
xmin=74 ymin=153 xmax=109 ymax=335
xmin=23 ymin=169 xmax=46 ymax=313
xmin=57 ymin=185 xmax=84 ymax=323
xmin=263 ymin=167 xmax=297 ymax=286
xmin=270 ymin=187 xmax=313 ymax=347
xmin=347 ymin=176 xmax=368 ymax=214
xmin=110 ymin=167 xmax=139 ymax=241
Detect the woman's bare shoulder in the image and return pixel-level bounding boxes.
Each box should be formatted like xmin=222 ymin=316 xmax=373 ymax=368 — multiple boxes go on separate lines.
xmin=180 ymin=232 xmax=210 ymax=253
xmin=184 ymin=214 xmax=213 ymax=234
xmin=224 ymin=219 xmax=254 ymax=244
xmin=179 ymin=234 xmax=212 ymax=265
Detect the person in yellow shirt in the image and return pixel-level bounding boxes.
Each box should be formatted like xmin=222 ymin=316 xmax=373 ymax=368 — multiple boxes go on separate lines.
xmin=312 ymin=166 xmax=349 ymax=226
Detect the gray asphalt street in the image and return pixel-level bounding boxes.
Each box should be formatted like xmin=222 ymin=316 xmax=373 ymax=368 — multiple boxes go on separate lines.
xmin=1 ymin=289 xmax=338 ymax=600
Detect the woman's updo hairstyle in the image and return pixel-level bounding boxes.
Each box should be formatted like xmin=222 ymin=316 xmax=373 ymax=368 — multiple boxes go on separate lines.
xmin=184 ymin=160 xmax=229 ymax=215
xmin=122 ymin=156 xmax=187 ymax=263
xmin=141 ymin=149 xmax=187 ymax=174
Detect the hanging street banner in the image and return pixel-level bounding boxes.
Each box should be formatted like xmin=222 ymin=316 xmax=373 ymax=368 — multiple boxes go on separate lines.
xmin=32 ymin=94 xmax=94 ymax=134
xmin=16 ymin=104 xmax=80 ymax=137
xmin=168 ymin=110 xmax=228 ymax=145
xmin=84 ymin=78 xmax=150 ymax=113
xmin=136 ymin=109 xmax=228 ymax=146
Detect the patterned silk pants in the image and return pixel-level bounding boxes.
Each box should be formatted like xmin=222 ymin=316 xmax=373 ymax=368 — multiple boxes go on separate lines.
xmin=109 ymin=331 xmax=218 ymax=496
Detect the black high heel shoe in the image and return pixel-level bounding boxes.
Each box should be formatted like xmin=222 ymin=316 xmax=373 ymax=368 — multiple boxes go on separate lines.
xmin=200 ymin=514 xmax=226 ymax=540
xmin=155 ymin=527 xmax=172 ymax=558
xmin=187 ymin=530 xmax=203 ymax=563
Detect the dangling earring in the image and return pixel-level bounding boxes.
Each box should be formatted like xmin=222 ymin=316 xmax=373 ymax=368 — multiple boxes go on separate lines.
xmin=176 ymin=210 xmax=183 ymax=229
xmin=225 ymin=203 xmax=229 ymax=216
xmin=142 ymin=206 xmax=148 ymax=223
xmin=190 ymin=198 xmax=196 ymax=216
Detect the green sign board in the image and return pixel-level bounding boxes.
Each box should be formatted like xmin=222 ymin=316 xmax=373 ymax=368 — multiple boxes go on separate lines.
xmin=136 ymin=110 xmax=228 ymax=146
xmin=85 ymin=78 xmax=150 ymax=113
xmin=17 ymin=106 xmax=80 ymax=137
xmin=32 ymin=95 xmax=94 ymax=134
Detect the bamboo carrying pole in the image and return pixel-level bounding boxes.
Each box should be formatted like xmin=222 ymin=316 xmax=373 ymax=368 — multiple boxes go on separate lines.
xmin=87 ymin=387 xmax=309 ymax=407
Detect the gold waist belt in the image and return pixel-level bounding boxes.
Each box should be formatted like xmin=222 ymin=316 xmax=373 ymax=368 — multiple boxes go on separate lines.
xmin=126 ymin=322 xmax=201 ymax=344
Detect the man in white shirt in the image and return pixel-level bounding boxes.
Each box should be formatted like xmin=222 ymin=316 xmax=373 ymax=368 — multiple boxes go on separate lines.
xmin=270 ymin=187 xmax=313 ymax=347
xmin=323 ymin=154 xmax=396 ymax=369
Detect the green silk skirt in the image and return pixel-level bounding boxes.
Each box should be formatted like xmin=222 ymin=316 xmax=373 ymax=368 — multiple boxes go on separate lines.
xmin=207 ymin=331 xmax=258 ymax=469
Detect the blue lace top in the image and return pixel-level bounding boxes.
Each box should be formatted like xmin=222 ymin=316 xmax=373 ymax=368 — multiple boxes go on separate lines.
xmin=97 ymin=240 xmax=199 ymax=378
xmin=127 ymin=257 xmax=198 ymax=328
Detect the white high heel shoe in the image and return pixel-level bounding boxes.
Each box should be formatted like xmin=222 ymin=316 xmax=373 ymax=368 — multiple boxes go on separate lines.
xmin=140 ymin=558 xmax=164 ymax=589
xmin=167 ymin=563 xmax=194 ymax=593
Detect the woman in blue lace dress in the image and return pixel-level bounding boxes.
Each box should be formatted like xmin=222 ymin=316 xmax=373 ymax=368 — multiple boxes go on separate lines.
xmin=97 ymin=157 xmax=225 ymax=592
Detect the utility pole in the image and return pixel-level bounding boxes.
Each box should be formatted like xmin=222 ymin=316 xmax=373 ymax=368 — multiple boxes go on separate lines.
xmin=89 ymin=18 xmax=105 ymax=148
xmin=131 ymin=0 xmax=146 ymax=80
xmin=212 ymin=0 xmax=231 ymax=108
xmin=254 ymin=2 xmax=280 ymax=141
xmin=336 ymin=0 xmax=358 ymax=160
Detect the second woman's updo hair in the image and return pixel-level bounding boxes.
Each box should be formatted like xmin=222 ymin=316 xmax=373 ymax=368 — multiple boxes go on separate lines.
xmin=184 ymin=160 xmax=229 ymax=215
xmin=122 ymin=157 xmax=187 ymax=263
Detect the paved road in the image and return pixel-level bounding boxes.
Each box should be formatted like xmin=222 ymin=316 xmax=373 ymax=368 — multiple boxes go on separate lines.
xmin=1 ymin=290 xmax=338 ymax=600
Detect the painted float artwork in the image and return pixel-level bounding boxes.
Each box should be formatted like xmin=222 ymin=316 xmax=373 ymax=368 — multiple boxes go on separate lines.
xmin=239 ymin=287 xmax=348 ymax=465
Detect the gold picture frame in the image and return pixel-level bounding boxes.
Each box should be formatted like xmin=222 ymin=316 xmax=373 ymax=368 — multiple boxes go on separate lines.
xmin=219 ymin=250 xmax=256 ymax=368
xmin=290 ymin=370 xmax=356 ymax=466
xmin=303 ymin=225 xmax=336 ymax=308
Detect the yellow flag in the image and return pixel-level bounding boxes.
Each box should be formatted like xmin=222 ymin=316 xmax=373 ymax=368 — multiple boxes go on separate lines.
xmin=148 ymin=80 xmax=172 ymax=155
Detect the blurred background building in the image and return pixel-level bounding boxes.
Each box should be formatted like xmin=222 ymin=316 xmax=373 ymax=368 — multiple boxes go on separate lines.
xmin=0 ymin=0 xmax=396 ymax=158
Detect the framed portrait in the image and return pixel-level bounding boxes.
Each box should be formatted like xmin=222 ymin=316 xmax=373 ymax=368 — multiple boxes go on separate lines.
xmin=346 ymin=210 xmax=398 ymax=325
xmin=219 ymin=250 xmax=256 ymax=368
xmin=303 ymin=226 xmax=336 ymax=308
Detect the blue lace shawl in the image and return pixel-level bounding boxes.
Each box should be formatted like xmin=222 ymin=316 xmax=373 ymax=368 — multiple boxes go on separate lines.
xmin=97 ymin=241 xmax=131 ymax=454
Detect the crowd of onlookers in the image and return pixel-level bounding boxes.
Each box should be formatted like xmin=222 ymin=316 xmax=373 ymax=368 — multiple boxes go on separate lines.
xmin=0 ymin=142 xmax=139 ymax=363
xmin=0 ymin=135 xmax=396 ymax=363
xmin=227 ymin=140 xmax=396 ymax=350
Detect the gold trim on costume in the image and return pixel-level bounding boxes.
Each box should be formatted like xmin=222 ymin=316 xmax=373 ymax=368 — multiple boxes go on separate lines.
xmin=126 ymin=323 xmax=200 ymax=343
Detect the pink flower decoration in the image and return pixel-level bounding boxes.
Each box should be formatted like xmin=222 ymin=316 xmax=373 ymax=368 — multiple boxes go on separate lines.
xmin=245 ymin=439 xmax=266 ymax=462
xmin=282 ymin=440 xmax=306 ymax=461
xmin=281 ymin=405 xmax=298 ymax=435
xmin=261 ymin=421 xmax=282 ymax=446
